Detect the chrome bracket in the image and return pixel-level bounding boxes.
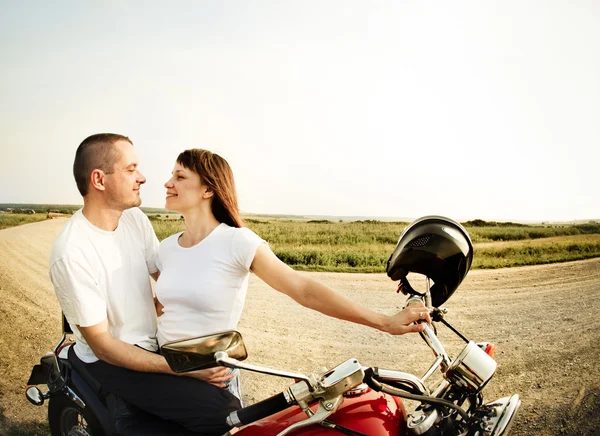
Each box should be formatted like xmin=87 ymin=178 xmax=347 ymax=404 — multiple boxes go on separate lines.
xmin=64 ymin=386 xmax=86 ymax=409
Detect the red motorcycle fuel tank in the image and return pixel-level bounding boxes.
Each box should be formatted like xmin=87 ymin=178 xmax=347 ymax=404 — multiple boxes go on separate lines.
xmin=237 ymin=388 xmax=407 ymax=436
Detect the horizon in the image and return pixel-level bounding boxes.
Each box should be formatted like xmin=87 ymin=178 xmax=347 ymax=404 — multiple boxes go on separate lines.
xmin=1 ymin=202 xmax=597 ymax=225
xmin=1 ymin=2 xmax=599 ymax=222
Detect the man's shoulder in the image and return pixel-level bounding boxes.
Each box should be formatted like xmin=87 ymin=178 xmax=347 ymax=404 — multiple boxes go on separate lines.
xmin=117 ymin=208 xmax=153 ymax=235
xmin=121 ymin=207 xmax=148 ymax=225
xmin=49 ymin=210 xmax=90 ymax=267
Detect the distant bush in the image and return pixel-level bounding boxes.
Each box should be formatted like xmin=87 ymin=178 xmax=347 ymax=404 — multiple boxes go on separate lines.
xmin=462 ymin=219 xmax=526 ymax=228
xmin=245 ymin=219 xmax=267 ymax=224
xmin=468 ymin=226 xmax=582 ymax=242
xmin=574 ymin=223 xmax=600 ymax=234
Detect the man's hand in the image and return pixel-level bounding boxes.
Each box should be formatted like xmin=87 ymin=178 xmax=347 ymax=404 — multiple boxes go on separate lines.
xmin=383 ymin=303 xmax=432 ymax=335
xmin=183 ymin=366 xmax=234 ymax=388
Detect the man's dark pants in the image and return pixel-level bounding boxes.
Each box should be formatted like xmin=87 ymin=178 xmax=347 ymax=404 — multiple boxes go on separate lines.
xmin=76 ymin=351 xmax=241 ymax=435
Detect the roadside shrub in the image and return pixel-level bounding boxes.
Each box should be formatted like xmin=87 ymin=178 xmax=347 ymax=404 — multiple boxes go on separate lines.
xmin=574 ymin=223 xmax=600 ymax=234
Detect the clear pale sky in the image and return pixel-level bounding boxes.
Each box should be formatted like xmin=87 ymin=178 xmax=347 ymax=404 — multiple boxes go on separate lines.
xmin=1 ymin=1 xmax=598 ymax=222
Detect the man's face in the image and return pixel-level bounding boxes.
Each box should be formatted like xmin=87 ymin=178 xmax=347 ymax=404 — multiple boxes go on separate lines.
xmin=104 ymin=140 xmax=146 ymax=210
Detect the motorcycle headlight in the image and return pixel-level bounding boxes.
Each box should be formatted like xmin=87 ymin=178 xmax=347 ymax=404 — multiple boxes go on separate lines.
xmin=445 ymin=341 xmax=497 ymax=393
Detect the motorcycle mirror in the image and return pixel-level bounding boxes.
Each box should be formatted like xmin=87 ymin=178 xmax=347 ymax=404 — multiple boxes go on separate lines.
xmin=25 ymin=386 xmax=45 ymax=406
xmin=161 ymin=330 xmax=248 ymax=373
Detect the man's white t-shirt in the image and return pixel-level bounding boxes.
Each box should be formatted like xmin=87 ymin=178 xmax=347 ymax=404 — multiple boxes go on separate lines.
xmin=155 ymin=223 xmax=264 ymax=347
xmin=49 ymin=208 xmax=159 ymax=363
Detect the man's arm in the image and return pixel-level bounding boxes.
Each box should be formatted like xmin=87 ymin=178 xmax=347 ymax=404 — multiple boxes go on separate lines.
xmin=78 ymin=319 xmax=174 ymax=372
xmin=78 ymin=319 xmax=232 ymax=386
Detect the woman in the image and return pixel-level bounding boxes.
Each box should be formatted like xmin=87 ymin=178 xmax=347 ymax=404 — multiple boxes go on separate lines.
xmin=154 ymin=149 xmax=430 ymax=397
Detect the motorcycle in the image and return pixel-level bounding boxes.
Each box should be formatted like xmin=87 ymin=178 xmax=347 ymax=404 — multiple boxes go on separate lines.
xmin=25 ymin=216 xmax=521 ymax=435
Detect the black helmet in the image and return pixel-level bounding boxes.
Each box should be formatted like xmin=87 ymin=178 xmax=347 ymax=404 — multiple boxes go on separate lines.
xmin=386 ymin=216 xmax=473 ymax=307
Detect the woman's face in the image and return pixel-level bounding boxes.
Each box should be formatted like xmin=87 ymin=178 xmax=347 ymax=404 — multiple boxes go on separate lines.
xmin=164 ymin=162 xmax=211 ymax=212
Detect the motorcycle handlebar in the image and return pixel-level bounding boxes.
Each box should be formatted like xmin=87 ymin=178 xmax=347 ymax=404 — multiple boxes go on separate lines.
xmin=405 ymin=295 xmax=425 ymax=307
xmin=226 ymin=392 xmax=292 ymax=427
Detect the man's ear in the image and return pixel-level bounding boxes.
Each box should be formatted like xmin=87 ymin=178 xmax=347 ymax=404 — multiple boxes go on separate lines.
xmin=90 ymin=169 xmax=107 ymax=192
xmin=203 ymin=189 xmax=214 ymax=199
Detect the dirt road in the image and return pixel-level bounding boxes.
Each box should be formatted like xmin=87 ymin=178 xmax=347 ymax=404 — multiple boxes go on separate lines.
xmin=1 ymin=218 xmax=599 ymax=435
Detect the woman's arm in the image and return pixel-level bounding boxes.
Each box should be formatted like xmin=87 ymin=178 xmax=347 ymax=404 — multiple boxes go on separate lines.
xmin=250 ymin=244 xmax=430 ymax=335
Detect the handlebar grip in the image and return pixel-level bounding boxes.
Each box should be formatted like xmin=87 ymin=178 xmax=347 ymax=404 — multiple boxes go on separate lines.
xmin=226 ymin=392 xmax=291 ymax=427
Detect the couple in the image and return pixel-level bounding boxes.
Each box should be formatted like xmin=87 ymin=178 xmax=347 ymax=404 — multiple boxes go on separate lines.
xmin=49 ymin=133 xmax=431 ymax=435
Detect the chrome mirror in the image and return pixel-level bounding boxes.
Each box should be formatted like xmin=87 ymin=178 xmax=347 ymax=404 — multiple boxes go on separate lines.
xmin=161 ymin=330 xmax=247 ymax=373
xmin=26 ymin=386 xmax=45 ymax=406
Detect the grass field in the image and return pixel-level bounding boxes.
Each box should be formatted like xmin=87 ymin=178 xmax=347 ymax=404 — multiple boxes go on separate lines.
xmin=473 ymin=234 xmax=600 ymax=268
xmin=2 ymin=210 xmax=599 ymax=272
xmin=151 ymin=217 xmax=600 ymax=272
xmin=0 ymin=213 xmax=47 ymax=230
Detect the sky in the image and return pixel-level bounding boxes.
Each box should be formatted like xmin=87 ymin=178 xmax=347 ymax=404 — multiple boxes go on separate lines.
xmin=1 ymin=1 xmax=598 ymax=222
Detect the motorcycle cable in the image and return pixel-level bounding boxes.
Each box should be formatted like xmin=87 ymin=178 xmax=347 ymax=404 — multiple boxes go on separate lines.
xmin=431 ymin=309 xmax=470 ymax=344
xmin=321 ymin=419 xmax=369 ymax=436
xmin=364 ymin=369 xmax=470 ymax=423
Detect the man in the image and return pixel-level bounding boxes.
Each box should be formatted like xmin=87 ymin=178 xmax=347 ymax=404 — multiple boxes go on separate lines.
xmin=49 ymin=133 xmax=239 ymax=434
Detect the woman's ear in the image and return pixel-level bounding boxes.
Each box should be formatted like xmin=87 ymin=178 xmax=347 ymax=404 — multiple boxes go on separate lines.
xmin=203 ymin=189 xmax=214 ymax=199
xmin=90 ymin=169 xmax=107 ymax=192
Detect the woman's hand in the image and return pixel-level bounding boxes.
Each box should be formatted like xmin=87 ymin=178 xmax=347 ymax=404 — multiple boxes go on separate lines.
xmin=183 ymin=366 xmax=234 ymax=388
xmin=382 ymin=303 xmax=431 ymax=335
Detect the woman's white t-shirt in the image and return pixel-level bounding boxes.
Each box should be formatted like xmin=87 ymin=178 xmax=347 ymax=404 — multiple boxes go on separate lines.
xmin=155 ymin=223 xmax=264 ymax=347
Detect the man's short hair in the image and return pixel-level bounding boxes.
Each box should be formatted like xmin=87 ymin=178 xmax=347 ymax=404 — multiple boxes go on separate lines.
xmin=73 ymin=133 xmax=132 ymax=196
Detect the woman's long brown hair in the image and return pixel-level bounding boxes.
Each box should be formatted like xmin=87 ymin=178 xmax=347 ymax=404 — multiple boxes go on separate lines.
xmin=177 ymin=149 xmax=244 ymax=228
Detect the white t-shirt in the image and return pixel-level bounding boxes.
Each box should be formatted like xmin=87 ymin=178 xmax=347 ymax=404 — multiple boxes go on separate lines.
xmin=155 ymin=223 xmax=264 ymax=347
xmin=49 ymin=208 xmax=159 ymax=363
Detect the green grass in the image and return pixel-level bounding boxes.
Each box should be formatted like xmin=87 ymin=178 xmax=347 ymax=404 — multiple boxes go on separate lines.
xmin=468 ymin=225 xmax=583 ymax=242
xmin=0 ymin=213 xmax=47 ymax=230
xmin=473 ymin=235 xmax=600 ymax=268
xmin=149 ymin=218 xmax=600 ymax=272
xmin=151 ymin=216 xmax=185 ymax=240
xmin=3 ymin=209 xmax=598 ymax=272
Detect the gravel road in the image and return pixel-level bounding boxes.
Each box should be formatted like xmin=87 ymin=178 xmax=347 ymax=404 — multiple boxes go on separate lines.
xmin=1 ymin=218 xmax=599 ymax=435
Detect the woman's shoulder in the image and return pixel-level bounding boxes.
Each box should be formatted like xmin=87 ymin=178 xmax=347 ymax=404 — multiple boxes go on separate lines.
xmin=160 ymin=231 xmax=183 ymax=248
xmin=219 ymin=224 xmax=261 ymax=239
xmin=228 ymin=226 xmax=265 ymax=249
